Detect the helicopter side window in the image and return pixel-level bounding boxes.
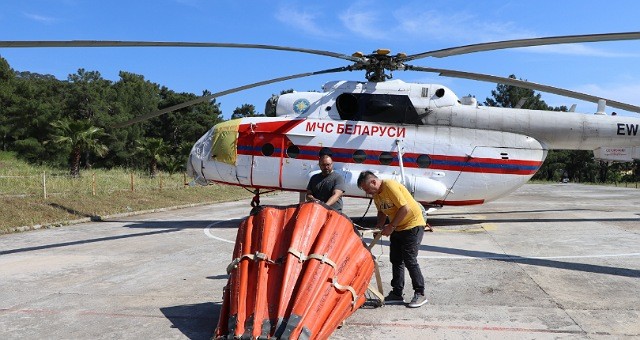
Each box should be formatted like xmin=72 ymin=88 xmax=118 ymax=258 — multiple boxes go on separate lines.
xmin=379 ymin=152 xmax=393 ymax=165
xmin=336 ymin=93 xmax=358 ymax=120
xmin=319 ymin=147 xmax=333 ymax=157
xmin=262 ymin=143 xmax=275 ymax=156
xmin=352 ymin=150 xmax=367 ymax=163
xmin=416 ymin=154 xmax=431 ymax=168
xmin=286 ymin=144 xmax=300 ymax=158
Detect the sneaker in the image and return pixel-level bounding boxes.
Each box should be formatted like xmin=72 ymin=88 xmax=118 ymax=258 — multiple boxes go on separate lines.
xmin=384 ymin=291 xmax=404 ymax=304
xmin=407 ymin=293 xmax=428 ymax=308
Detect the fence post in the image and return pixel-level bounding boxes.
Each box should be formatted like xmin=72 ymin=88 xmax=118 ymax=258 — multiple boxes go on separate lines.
xmin=159 ymin=172 xmax=163 ymax=190
xmin=130 ymin=173 xmax=134 ymax=192
xmin=92 ymin=173 xmax=96 ymax=196
xmin=43 ymin=171 xmax=47 ymax=199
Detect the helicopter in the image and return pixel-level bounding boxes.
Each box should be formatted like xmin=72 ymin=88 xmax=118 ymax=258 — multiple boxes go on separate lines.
xmin=2 ymin=32 xmax=640 ymax=208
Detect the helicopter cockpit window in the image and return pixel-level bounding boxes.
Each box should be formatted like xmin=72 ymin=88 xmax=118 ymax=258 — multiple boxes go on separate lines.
xmin=416 ymin=154 xmax=431 ymax=168
xmin=261 ymin=143 xmax=275 ymax=156
xmin=319 ymin=147 xmax=332 ymax=157
xmin=286 ymin=144 xmax=300 ymax=158
xmin=379 ymin=152 xmax=393 ymax=165
xmin=352 ymin=150 xmax=367 ymax=163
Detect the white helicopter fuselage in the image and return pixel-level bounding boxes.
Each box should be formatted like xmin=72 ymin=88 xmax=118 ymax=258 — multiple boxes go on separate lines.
xmin=188 ymin=80 xmax=640 ymax=206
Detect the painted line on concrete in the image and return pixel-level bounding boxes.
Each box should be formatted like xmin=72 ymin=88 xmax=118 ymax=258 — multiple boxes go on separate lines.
xmin=404 ymin=253 xmax=640 ymax=260
xmin=206 ymin=225 xmax=640 ymax=260
xmin=204 ymin=222 xmax=235 ymax=244
xmin=345 ymin=321 xmax=588 ymax=336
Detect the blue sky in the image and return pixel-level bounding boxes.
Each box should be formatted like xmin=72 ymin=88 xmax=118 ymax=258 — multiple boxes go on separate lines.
xmin=1 ymin=0 xmax=640 ymax=119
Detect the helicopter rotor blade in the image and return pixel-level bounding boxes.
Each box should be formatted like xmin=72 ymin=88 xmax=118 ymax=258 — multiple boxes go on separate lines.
xmin=406 ymin=65 xmax=640 ymax=113
xmin=404 ymin=32 xmax=640 ymax=61
xmin=113 ymin=66 xmax=350 ymax=128
xmin=0 ymin=40 xmax=362 ymax=63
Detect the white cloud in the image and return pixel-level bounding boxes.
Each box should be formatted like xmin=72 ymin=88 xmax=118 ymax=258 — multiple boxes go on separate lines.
xmin=23 ymin=12 xmax=58 ymax=24
xmin=540 ymin=81 xmax=640 ymax=116
xmin=577 ymin=82 xmax=640 ymax=106
xmin=391 ymin=7 xmax=533 ymax=44
xmin=274 ymin=6 xmax=339 ymax=39
xmin=339 ymin=5 xmax=388 ymax=40
xmin=331 ymin=3 xmax=537 ymax=46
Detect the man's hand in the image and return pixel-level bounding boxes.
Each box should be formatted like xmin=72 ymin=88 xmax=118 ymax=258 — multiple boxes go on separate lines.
xmin=381 ymin=224 xmax=395 ymax=236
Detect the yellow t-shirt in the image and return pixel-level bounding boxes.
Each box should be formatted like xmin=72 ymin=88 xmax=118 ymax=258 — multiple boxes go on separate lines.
xmin=373 ymin=179 xmax=426 ymax=231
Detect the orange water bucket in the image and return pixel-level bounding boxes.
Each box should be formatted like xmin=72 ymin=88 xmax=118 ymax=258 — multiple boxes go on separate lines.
xmin=214 ymin=202 xmax=375 ymax=339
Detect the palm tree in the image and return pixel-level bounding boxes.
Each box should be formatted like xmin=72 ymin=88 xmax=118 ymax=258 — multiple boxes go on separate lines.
xmin=48 ymin=120 xmax=109 ymax=177
xmin=136 ymin=137 xmax=168 ymax=178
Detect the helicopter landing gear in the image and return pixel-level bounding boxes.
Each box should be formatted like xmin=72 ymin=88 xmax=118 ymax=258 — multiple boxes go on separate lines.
xmin=248 ymin=188 xmax=276 ymax=214
xmin=250 ymin=189 xmax=261 ymax=208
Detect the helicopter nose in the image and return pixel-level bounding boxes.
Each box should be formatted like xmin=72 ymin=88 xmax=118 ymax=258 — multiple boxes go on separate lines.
xmin=187 ymin=128 xmax=214 ymax=185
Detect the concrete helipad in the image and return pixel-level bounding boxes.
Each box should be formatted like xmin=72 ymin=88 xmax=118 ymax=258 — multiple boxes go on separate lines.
xmin=1 ymin=183 xmax=639 ymax=339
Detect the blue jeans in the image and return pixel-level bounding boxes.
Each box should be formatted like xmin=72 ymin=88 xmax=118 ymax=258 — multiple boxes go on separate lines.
xmin=389 ymin=226 xmax=425 ymax=295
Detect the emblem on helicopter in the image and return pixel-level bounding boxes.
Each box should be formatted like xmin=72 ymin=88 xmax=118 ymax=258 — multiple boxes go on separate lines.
xmin=293 ymin=98 xmax=311 ymax=114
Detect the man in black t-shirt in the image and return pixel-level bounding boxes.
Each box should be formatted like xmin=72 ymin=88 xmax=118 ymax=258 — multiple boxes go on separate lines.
xmin=305 ymin=155 xmax=345 ymax=212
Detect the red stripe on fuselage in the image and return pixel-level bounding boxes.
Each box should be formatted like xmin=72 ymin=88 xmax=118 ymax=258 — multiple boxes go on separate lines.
xmin=236 ymin=142 xmax=542 ymax=175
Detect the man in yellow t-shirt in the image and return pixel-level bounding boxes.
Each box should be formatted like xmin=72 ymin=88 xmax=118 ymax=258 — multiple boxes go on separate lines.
xmin=357 ymin=170 xmax=428 ymax=308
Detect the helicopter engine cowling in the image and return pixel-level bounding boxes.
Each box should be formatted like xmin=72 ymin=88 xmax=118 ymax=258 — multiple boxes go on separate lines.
xmin=274 ymin=92 xmax=325 ymax=118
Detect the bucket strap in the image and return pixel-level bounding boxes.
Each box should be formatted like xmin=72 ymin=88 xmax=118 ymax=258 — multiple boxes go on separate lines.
xmin=226 ymin=251 xmax=276 ymax=274
xmin=331 ymin=277 xmax=359 ymax=307
xmin=287 ymin=248 xmax=359 ymax=306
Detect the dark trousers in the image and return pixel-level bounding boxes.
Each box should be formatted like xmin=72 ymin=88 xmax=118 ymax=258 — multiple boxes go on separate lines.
xmin=389 ymin=226 xmax=425 ymax=295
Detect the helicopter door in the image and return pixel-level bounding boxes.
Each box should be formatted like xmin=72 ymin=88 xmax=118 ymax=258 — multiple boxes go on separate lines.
xmin=235 ymin=154 xmax=252 ymax=185
xmin=251 ymin=132 xmax=284 ymax=188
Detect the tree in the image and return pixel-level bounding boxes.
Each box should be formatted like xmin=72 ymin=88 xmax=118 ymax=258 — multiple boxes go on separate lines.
xmin=65 ymin=69 xmax=114 ymax=121
xmin=105 ymin=71 xmax=162 ymax=169
xmin=534 ymin=150 xmax=569 ymax=181
xmin=136 ymin=137 xmax=168 ymax=178
xmin=485 ymin=74 xmax=552 ymax=110
xmin=231 ymin=104 xmax=264 ymax=119
xmin=0 ymin=57 xmax=15 ymax=151
xmin=152 ymin=88 xmax=222 ymax=149
xmin=9 ymin=71 xmax=68 ymax=166
xmin=48 ymin=120 xmax=109 ymax=177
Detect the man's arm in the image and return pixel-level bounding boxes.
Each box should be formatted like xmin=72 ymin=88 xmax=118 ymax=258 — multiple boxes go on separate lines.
xmin=324 ymin=189 xmax=344 ymax=207
xmin=381 ymin=204 xmax=409 ymax=236
xmin=375 ymin=211 xmax=387 ymax=229
xmin=305 ymin=189 xmax=316 ymax=202
xmin=388 ymin=204 xmax=409 ymax=228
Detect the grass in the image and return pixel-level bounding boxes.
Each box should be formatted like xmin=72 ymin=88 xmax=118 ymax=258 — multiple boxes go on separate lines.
xmin=0 ymin=151 xmax=252 ymax=234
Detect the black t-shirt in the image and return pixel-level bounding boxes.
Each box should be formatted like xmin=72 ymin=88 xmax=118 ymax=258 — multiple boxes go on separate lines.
xmin=306 ymin=171 xmax=345 ymax=211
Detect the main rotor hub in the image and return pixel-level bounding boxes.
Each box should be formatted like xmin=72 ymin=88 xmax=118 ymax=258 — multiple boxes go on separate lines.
xmin=351 ymin=50 xmax=408 ymax=82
